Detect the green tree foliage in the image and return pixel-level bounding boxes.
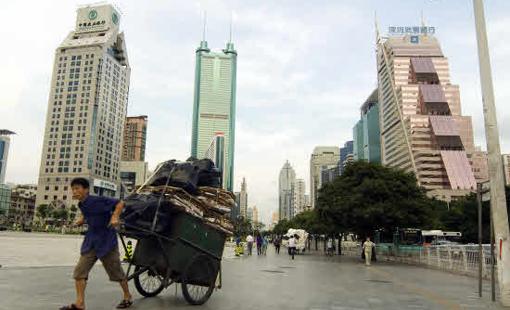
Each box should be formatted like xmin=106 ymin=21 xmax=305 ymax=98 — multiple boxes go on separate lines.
xmin=316 ymin=161 xmax=440 ymax=238
xmin=36 ymin=204 xmax=51 ymax=225
xmin=52 ymin=208 xmax=69 ymax=224
xmin=438 ymin=187 xmax=510 ymax=243
xmin=272 ymin=210 xmax=330 ymax=235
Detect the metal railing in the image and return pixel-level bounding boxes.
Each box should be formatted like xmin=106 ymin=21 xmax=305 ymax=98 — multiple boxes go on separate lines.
xmin=341 ymin=243 xmax=497 ymax=279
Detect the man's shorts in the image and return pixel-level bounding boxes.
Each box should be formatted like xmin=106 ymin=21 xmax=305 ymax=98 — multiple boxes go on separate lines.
xmin=73 ymin=246 xmax=126 ymax=282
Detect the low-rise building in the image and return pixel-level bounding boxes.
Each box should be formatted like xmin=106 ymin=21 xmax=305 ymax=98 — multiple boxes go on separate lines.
xmin=9 ymin=185 xmax=37 ymax=228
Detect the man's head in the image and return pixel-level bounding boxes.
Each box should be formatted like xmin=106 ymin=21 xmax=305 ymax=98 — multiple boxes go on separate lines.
xmin=366 ymin=236 xmax=371 ymax=241
xmin=71 ymin=177 xmax=90 ymax=201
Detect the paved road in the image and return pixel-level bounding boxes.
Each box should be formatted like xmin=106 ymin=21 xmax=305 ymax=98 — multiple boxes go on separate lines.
xmin=0 ymin=232 xmax=504 ymax=309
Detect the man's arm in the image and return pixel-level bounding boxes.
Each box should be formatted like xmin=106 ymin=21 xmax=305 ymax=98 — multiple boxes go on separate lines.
xmin=109 ymin=201 xmax=125 ymax=227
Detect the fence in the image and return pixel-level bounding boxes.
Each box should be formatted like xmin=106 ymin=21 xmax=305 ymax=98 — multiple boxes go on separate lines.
xmin=341 ymin=242 xmax=497 ymax=279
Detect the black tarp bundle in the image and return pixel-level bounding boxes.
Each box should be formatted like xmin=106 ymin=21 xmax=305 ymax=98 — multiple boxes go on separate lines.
xmin=121 ymin=158 xmax=228 ymax=239
xmin=144 ymin=158 xmax=222 ymax=193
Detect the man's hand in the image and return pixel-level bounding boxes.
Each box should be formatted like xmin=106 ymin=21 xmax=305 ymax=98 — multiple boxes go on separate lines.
xmin=109 ymin=215 xmax=120 ymax=228
xmin=73 ymin=216 xmax=85 ymax=228
xmin=110 ymin=201 xmax=125 ymax=229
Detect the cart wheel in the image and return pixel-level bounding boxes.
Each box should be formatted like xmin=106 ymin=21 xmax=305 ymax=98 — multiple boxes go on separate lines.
xmin=181 ymin=254 xmax=217 ymax=305
xmin=134 ymin=266 xmax=165 ymax=297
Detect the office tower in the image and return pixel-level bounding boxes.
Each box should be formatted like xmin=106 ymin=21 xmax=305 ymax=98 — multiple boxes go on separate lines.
xmin=119 ymin=161 xmax=148 ymax=198
xmin=204 ymin=133 xmax=227 ymax=189
xmin=122 ymin=115 xmax=147 ymax=161
xmin=377 ymin=29 xmax=484 ymax=200
xmin=247 ymin=207 xmax=253 ymax=222
xmin=353 ymin=89 xmax=381 ymax=163
xmin=271 ymin=211 xmax=279 ymax=226
xmin=36 ymin=4 xmax=130 ymax=211
xmin=293 ymin=178 xmax=306 ymax=215
xmin=253 ymin=206 xmax=259 ymax=227
xmin=0 ymin=130 xmax=15 ymax=184
xmin=239 ymin=177 xmax=248 ymax=218
xmin=279 ymin=161 xmax=296 ymax=220
xmin=320 ymin=166 xmax=339 ymax=186
xmin=191 ymin=36 xmax=237 ymax=191
xmin=339 ymin=141 xmax=353 ymax=175
xmin=310 ymin=147 xmax=340 ymax=208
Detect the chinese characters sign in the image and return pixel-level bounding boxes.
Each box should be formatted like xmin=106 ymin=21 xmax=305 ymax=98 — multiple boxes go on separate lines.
xmin=388 ymin=26 xmax=435 ymax=35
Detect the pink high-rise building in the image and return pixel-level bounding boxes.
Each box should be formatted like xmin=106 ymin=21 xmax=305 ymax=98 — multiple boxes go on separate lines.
xmin=377 ymin=32 xmax=487 ymax=200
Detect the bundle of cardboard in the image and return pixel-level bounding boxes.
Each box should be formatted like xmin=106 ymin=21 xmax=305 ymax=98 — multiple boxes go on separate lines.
xmin=121 ymin=159 xmax=235 ymax=237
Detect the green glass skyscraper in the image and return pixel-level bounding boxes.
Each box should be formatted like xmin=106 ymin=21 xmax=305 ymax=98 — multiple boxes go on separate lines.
xmin=191 ymin=39 xmax=237 ymax=191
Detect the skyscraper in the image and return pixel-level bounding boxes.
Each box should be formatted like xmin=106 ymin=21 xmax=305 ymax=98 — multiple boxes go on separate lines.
xmin=0 ymin=130 xmax=15 ymax=184
xmin=252 ymin=206 xmax=259 ymax=227
xmin=239 ymin=177 xmax=248 ymax=218
xmin=339 ymin=141 xmax=353 ymax=174
xmin=293 ymin=178 xmax=306 ymax=215
xmin=122 ymin=115 xmax=147 ymax=161
xmin=353 ymin=89 xmax=381 ymax=163
xmin=36 ymin=4 xmax=130 ymax=210
xmin=377 ymin=28 xmax=483 ymax=200
xmin=310 ymin=147 xmax=339 ymax=208
xmin=191 ymin=37 xmax=237 ymax=191
xmin=279 ymin=161 xmax=296 ymax=220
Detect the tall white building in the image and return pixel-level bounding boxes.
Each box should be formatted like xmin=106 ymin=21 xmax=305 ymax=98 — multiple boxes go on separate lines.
xmin=293 ymin=179 xmax=306 ymax=215
xmin=191 ymin=38 xmax=237 ymax=191
xmin=279 ymin=161 xmax=296 ymax=220
xmin=239 ymin=177 xmax=248 ymax=218
xmin=310 ymin=146 xmax=340 ymax=208
xmin=0 ymin=130 xmax=15 ymax=184
xmin=36 ymin=4 xmax=130 ymax=210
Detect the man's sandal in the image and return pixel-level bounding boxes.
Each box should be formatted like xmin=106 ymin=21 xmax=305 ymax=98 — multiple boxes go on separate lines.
xmin=116 ymin=299 xmax=133 ymax=309
xmin=59 ymin=304 xmax=84 ymax=310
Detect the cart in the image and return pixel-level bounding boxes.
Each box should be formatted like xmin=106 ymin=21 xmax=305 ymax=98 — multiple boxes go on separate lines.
xmin=119 ymin=211 xmax=226 ymax=305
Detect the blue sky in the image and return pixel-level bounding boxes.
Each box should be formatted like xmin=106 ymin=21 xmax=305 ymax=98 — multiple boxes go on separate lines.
xmin=1 ymin=1 xmax=510 ymax=224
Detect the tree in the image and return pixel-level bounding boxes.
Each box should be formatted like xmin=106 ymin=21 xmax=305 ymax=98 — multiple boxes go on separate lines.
xmin=438 ymin=186 xmax=510 ymax=243
xmin=52 ymin=208 xmax=69 ymax=225
xmin=36 ymin=204 xmax=51 ymax=226
xmin=233 ymin=217 xmax=253 ymax=237
xmin=316 ymin=161 xmax=440 ymax=238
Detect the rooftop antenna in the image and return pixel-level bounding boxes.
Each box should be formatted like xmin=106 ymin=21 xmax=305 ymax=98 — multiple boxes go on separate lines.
xmin=421 ymin=10 xmax=426 ymax=27
xmin=229 ymin=11 xmax=233 ymax=43
xmin=374 ymin=11 xmax=381 ymax=45
xmin=202 ymin=10 xmax=207 ymax=42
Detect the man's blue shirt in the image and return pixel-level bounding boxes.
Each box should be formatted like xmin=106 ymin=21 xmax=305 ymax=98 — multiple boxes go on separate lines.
xmin=78 ymin=195 xmax=119 ymax=258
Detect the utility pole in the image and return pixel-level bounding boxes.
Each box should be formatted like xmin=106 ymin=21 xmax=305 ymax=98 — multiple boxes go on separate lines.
xmin=473 ymin=0 xmax=510 ymax=305
xmin=477 ymin=183 xmax=483 ymax=297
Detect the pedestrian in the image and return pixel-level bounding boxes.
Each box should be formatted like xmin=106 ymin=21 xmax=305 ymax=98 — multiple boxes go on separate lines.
xmin=274 ymin=235 xmax=281 ymax=254
xmin=327 ymin=237 xmax=334 ymax=256
xmin=246 ymin=234 xmax=254 ymax=256
xmin=362 ymin=236 xmax=375 ymax=266
xmin=256 ymin=233 xmax=263 ymax=255
xmin=262 ymin=235 xmax=268 ymax=255
xmin=288 ymin=234 xmax=297 ymax=260
xmin=59 ymin=178 xmax=133 ymax=310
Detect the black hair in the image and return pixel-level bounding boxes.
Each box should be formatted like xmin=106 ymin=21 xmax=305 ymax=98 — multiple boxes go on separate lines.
xmin=71 ymin=177 xmax=90 ymax=189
